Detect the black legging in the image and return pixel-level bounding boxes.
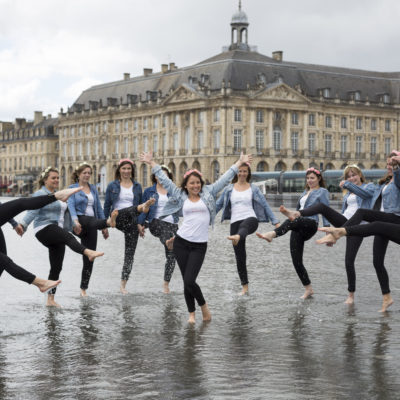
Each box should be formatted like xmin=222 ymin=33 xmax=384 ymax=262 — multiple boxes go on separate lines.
xmin=274 ymin=217 xmax=318 ymax=286
xmin=300 ymin=203 xmax=363 ymax=293
xmin=35 ymin=224 xmax=86 ymax=294
xmin=0 ymin=195 xmax=57 ymax=284
xmin=230 ymin=217 xmax=259 ymax=286
xmin=173 ymin=235 xmax=207 ymax=313
xmin=76 ymin=215 xmax=108 ymax=290
xmin=343 ymin=209 xmax=400 ymax=295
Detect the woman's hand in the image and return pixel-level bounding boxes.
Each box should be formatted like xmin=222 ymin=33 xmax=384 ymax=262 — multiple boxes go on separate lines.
xmin=140 ymin=152 xmax=154 ymax=165
xmin=391 ymin=155 xmax=400 ymax=168
xmin=73 ymin=220 xmax=82 ymax=235
xmin=275 ymin=223 xmax=280 ymax=228
xmin=339 ymin=180 xmax=346 ymax=188
xmin=102 ymin=228 xmax=109 ymax=240
xmin=138 ymin=224 xmax=145 ymax=238
xmin=14 ymin=224 xmax=24 ymax=236
xmin=236 ymin=152 xmax=253 ymax=167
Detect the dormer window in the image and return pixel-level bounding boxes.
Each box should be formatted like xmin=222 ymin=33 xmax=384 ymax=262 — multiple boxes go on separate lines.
xmin=354 ymin=91 xmax=361 ymax=101
xmin=383 ymin=94 xmax=390 ymax=104
xmin=323 ymin=88 xmax=331 ymax=98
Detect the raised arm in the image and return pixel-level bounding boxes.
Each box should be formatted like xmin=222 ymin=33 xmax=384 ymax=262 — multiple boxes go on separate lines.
xmin=341 ymin=181 xmax=375 ymax=200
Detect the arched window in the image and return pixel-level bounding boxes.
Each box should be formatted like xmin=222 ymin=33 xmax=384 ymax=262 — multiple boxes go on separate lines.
xmin=168 ymin=162 xmax=176 ymax=178
xmin=325 ymin=163 xmax=335 ymax=170
xmin=211 ymin=160 xmax=220 ymax=181
xmin=292 ymin=162 xmax=304 ymax=171
xmin=370 ymin=164 xmax=380 ymax=170
xmin=256 ymin=161 xmax=268 ymax=172
xmin=192 ymin=161 xmax=201 ymax=171
xmin=274 ymin=161 xmax=286 ymax=171
xmin=340 ymin=163 xmax=348 ymax=170
xmin=308 ymin=162 xmax=318 ymax=169
xmin=179 ymin=161 xmax=188 ymax=177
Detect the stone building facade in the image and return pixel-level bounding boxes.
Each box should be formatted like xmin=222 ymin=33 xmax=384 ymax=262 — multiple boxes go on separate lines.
xmin=0 ymin=112 xmax=59 ymax=193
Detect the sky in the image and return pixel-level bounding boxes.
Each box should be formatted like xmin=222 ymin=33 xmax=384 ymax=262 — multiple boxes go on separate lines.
xmin=0 ymin=0 xmax=399 ymax=121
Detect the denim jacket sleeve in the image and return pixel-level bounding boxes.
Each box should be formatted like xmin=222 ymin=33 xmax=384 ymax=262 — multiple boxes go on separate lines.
xmin=137 ymin=187 xmax=151 ymax=225
xmin=394 ymin=169 xmax=400 ymax=189
xmin=103 ymin=182 xmax=113 ymax=218
xmin=153 ymin=165 xmax=182 ymax=198
xmin=215 ymin=188 xmax=227 ymax=215
xmin=253 ymin=185 xmax=279 ymax=225
xmin=92 ymin=186 xmax=105 ymax=219
xmin=67 ymin=184 xmax=79 ymax=221
xmin=342 ymin=181 xmax=375 ymax=200
xmin=21 ymin=190 xmax=43 ymax=230
xmin=320 ymin=189 xmax=330 ymax=227
xmin=207 ymin=165 xmax=239 ymax=198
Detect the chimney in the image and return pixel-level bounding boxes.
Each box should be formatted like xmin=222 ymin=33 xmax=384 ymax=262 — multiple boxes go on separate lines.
xmin=15 ymin=118 xmax=26 ymax=129
xmin=143 ymin=68 xmax=153 ymax=76
xmin=34 ymin=111 xmax=43 ymax=124
xmin=161 ymin=64 xmax=168 ymax=73
xmin=123 ymin=73 xmax=130 ymax=80
xmin=272 ymin=51 xmax=283 ymax=61
xmin=169 ymin=62 xmax=176 ymax=71
xmin=47 ymin=114 xmax=52 ymax=119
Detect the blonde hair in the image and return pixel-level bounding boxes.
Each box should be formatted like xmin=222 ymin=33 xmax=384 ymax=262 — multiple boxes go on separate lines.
xmin=38 ymin=166 xmax=59 ymax=189
xmin=343 ymin=164 xmax=365 ymax=183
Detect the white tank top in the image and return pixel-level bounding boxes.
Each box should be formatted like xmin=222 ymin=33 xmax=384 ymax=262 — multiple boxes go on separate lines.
xmin=230 ymin=187 xmax=256 ymax=224
xmin=155 ymin=193 xmax=174 ymax=224
xmin=299 ymin=193 xmax=310 ymax=210
xmin=85 ymin=192 xmax=95 ymax=216
xmin=114 ymin=185 xmax=134 ymax=210
xmin=177 ymin=198 xmax=210 ymax=242
xmin=343 ymin=193 xmax=358 ymax=220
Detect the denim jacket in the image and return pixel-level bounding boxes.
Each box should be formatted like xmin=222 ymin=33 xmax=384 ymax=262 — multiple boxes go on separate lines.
xmin=215 ymin=183 xmax=279 ymax=225
xmin=137 ymin=184 xmax=179 ymax=225
xmin=341 ymin=182 xmax=375 ymax=213
xmin=103 ymin=179 xmax=143 ymax=218
xmin=369 ymin=169 xmax=400 ymax=214
xmin=67 ymin=183 xmax=105 ymax=222
xmin=296 ymin=188 xmax=330 ymax=226
xmin=20 ymin=186 xmax=73 ymax=231
xmin=153 ymin=164 xmax=239 ymax=226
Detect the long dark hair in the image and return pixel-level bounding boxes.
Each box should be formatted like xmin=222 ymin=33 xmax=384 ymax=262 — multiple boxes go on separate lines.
xmin=305 ymin=168 xmax=326 ymax=190
xmin=115 ymin=160 xmax=135 ymax=181
xmin=232 ymin=163 xmax=251 ymax=183
xmin=151 ymin=166 xmax=173 ymax=184
xmin=379 ymin=151 xmax=397 ymax=185
xmin=180 ymin=171 xmax=205 ymax=194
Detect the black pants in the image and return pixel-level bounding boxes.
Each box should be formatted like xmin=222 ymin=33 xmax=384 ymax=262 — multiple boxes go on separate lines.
xmin=0 ymin=195 xmax=57 ymax=285
xmin=173 ymin=235 xmax=207 ymax=313
xmin=0 ymin=228 xmax=7 ymax=255
xmin=114 ymin=206 xmax=140 ymax=281
xmin=230 ymin=217 xmax=259 ymax=285
xmin=300 ymin=203 xmax=363 ymax=293
xmin=344 ymin=209 xmax=400 ymax=294
xmin=274 ymin=217 xmax=318 ymax=286
xmin=149 ymin=218 xmax=178 ymax=282
xmin=77 ymin=215 xmax=108 ymax=290
xmin=36 ymin=224 xmax=86 ymax=294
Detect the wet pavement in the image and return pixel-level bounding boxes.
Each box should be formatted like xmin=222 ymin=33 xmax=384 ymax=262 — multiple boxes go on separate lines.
xmin=1 ymin=205 xmax=400 ymax=399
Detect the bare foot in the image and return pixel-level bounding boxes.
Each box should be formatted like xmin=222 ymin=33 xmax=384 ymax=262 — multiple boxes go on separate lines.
xmin=80 ymin=289 xmax=88 ymax=297
xmin=166 ymin=236 xmax=175 ymax=251
xmin=188 ymin=312 xmax=196 ymax=324
xmin=380 ymin=294 xmax=394 ymax=312
xmin=55 ymin=187 xmax=83 ymax=202
xmin=239 ymin=284 xmax=249 ymax=296
xmin=138 ymin=198 xmax=156 ymax=214
xmin=108 ymin=210 xmax=118 ymax=228
xmin=228 ymin=234 xmax=240 ymax=246
xmin=301 ymin=285 xmax=314 ymax=299
xmin=256 ymin=231 xmax=276 ymax=242
xmin=120 ymin=280 xmax=128 ymax=294
xmin=84 ymin=249 xmax=104 ymax=262
xmin=279 ymin=205 xmax=300 ymax=221
xmin=316 ymin=227 xmax=346 ymax=245
xmin=201 ymin=303 xmax=212 ymax=321
xmin=345 ymin=292 xmax=355 ymax=305
xmin=163 ymin=281 xmax=170 ymax=294
xmin=32 ymin=278 xmax=61 ymax=293
xmin=46 ymin=294 xmax=61 ymax=308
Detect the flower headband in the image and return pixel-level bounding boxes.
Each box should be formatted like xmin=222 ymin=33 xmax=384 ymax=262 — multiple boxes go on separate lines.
xmin=391 ymin=149 xmax=400 ymax=156
xmin=306 ymin=167 xmax=321 ymax=175
xmin=344 ymin=164 xmax=361 ymax=172
xmin=160 ymin=164 xmax=171 ymax=174
xmin=184 ymin=169 xmax=202 ymax=179
xmin=40 ymin=166 xmax=58 ymax=178
xmin=75 ymin=162 xmax=91 ymax=171
xmin=119 ymin=158 xmax=134 ymax=166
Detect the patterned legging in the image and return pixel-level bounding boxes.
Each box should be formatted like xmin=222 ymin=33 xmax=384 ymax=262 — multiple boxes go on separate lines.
xmin=149 ymin=218 xmax=178 ymax=282
xmin=116 ymin=206 xmax=140 ymax=281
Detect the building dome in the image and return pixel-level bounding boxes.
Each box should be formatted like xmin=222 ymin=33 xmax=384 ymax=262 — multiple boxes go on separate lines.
xmin=231 ymin=9 xmax=248 ymax=24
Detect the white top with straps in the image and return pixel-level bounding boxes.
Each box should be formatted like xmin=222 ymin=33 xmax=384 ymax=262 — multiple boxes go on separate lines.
xmin=230 ymin=187 xmax=256 ymax=224
xmin=177 ymin=198 xmax=210 ymax=242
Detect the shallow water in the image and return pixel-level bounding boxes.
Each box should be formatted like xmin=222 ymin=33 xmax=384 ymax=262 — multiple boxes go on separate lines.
xmin=1 ymin=207 xmax=400 ymax=399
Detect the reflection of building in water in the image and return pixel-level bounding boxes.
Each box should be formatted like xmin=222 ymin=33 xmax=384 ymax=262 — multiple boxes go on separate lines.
xmin=3 ymin=2 xmax=399 ymax=191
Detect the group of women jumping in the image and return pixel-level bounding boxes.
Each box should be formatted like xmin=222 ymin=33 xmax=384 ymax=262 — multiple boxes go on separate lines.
xmin=2 ymin=149 xmax=400 ymax=322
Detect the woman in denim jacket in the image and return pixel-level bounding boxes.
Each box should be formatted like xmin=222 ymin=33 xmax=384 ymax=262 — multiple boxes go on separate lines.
xmin=1 ymin=186 xmax=82 ymax=295
xmin=138 ymin=165 xmax=179 ymax=294
xmin=104 ymin=159 xmax=152 ymax=294
xmin=279 ymin=165 xmax=374 ymax=305
xmin=319 ymin=152 xmax=400 ymax=312
xmin=257 ymin=168 xmax=330 ymax=299
xmin=17 ymin=167 xmax=104 ymax=306
xmin=140 ymin=151 xmax=252 ymax=324
xmin=68 ymin=163 xmax=116 ymax=297
xmin=215 ymin=163 xmax=279 ymax=295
